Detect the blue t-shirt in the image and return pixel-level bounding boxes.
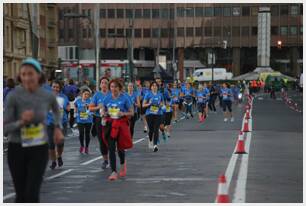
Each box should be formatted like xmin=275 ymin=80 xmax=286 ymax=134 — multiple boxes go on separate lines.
xmin=91 ymin=91 xmax=109 ymax=116
xmin=127 ymin=92 xmax=139 ymax=113
xmin=171 ymin=88 xmax=180 ymax=102
xmin=221 ymin=88 xmax=233 ymax=101
xmin=143 ymin=92 xmax=164 ymax=115
xmin=63 ymin=84 xmax=78 ymax=97
xmin=162 ymin=99 xmax=173 ymax=113
xmin=75 ymin=98 xmax=93 ymax=123
xmin=182 ymin=87 xmax=194 ymax=100
xmin=102 ymin=93 xmax=133 ymax=119
xmin=47 ymin=93 xmax=70 ymax=125
xmin=141 ymin=87 xmax=150 ymax=98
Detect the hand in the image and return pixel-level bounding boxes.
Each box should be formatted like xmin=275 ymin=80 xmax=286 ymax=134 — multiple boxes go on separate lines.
xmin=20 ymin=110 xmax=34 ymax=126
xmin=54 ymin=127 xmax=64 ymax=145
xmin=118 ymin=111 xmax=124 ymax=117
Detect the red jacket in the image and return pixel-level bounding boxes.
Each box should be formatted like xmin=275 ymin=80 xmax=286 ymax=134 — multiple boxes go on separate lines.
xmin=104 ymin=116 xmax=133 ymax=150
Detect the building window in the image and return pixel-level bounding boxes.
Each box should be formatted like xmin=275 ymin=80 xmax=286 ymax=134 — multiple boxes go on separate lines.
xmin=117 ymin=28 xmax=124 ymax=36
xmin=241 ymin=26 xmax=249 ymax=36
xmin=82 ymin=9 xmax=86 ymax=16
xmin=161 ymin=28 xmax=169 ymax=37
xmin=232 ymin=7 xmax=240 ymax=16
xmin=214 ymin=27 xmax=221 ymax=36
xmin=117 ymin=9 xmax=124 ymax=18
xmin=135 ymin=9 xmax=142 ymax=18
xmin=177 ymin=27 xmax=185 ymax=37
xmin=152 ymin=9 xmax=160 ymax=18
xmin=280 ymin=5 xmax=288 ymax=15
xmin=134 ymin=29 xmax=142 ymax=38
xmin=59 ymin=29 xmax=64 ymax=39
xmin=143 ymin=9 xmax=151 ymax=18
xmin=100 ymin=29 xmax=106 ymax=38
xmin=290 ymin=26 xmax=297 ymax=35
xmin=100 ymin=9 xmax=106 ymax=18
xmin=126 ymin=9 xmax=133 ymax=18
xmin=271 ymin=5 xmax=279 ymax=16
xmin=290 ymin=5 xmax=299 ymax=16
xmin=280 ymin=26 xmax=288 ymax=35
xmin=87 ymin=9 xmax=91 ymax=18
xmin=300 ymin=26 xmax=303 ymax=35
xmin=108 ymin=9 xmax=115 ymax=18
xmin=223 ymin=7 xmax=231 ymax=16
xmin=251 ymin=7 xmax=258 ymax=16
xmin=186 ymin=27 xmax=194 ymax=37
xmin=195 ymin=7 xmax=203 ymax=17
xmin=232 ymin=27 xmax=240 ymax=37
xmin=126 ymin=28 xmax=132 ymax=37
xmin=186 ymin=8 xmax=194 ymax=17
xmin=271 ymin=26 xmax=279 ymax=35
xmin=108 ymin=29 xmax=115 ymax=37
xmin=251 ymin=27 xmax=257 ymax=36
xmin=205 ymin=7 xmax=213 ymax=16
xmin=161 ymin=8 xmax=168 ymax=19
xmin=143 ymin=28 xmax=151 ymax=38
xmin=204 ymin=27 xmax=212 ymax=36
xmin=195 ymin=27 xmax=202 ymax=36
xmin=177 ymin=7 xmax=185 ymax=17
xmin=242 ymin=6 xmax=250 ymax=16
xmin=82 ymin=28 xmax=87 ymax=38
xmin=170 ymin=8 xmax=174 ymax=19
xmin=223 ymin=26 xmax=231 ymax=37
xmin=214 ymin=7 xmax=222 ymax=16
xmin=68 ymin=29 xmax=73 ymax=38
xmin=88 ymin=28 xmax=92 ymax=38
xmin=152 ymin=28 xmax=160 ymax=38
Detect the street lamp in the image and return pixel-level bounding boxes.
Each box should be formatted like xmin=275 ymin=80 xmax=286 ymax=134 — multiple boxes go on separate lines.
xmin=277 ymin=40 xmax=282 ymax=49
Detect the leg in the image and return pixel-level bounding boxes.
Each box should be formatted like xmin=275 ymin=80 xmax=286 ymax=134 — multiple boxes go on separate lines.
xmin=78 ymin=123 xmax=85 ymax=147
xmin=107 ymin=129 xmax=117 ymax=172
xmin=84 ymin=123 xmax=92 ymax=148
xmin=7 ymin=143 xmax=27 ymax=203
xmin=153 ymin=115 xmax=161 ymax=145
xmin=146 ymin=115 xmax=154 ymax=142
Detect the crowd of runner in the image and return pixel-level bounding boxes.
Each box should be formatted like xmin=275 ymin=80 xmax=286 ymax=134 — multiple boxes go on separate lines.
xmin=4 ymin=57 xmax=253 ymax=202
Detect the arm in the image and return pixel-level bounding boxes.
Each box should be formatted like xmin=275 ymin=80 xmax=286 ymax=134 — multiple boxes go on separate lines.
xmin=136 ymin=96 xmax=141 ymax=108
xmin=3 ymin=94 xmax=23 ymax=135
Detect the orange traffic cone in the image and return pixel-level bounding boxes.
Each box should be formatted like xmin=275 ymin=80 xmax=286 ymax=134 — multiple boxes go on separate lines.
xmin=243 ymin=119 xmax=250 ymax=132
xmin=235 ymin=131 xmax=247 ymax=154
xmin=216 ymin=174 xmax=230 ymax=203
xmin=245 ymin=109 xmax=251 ymax=119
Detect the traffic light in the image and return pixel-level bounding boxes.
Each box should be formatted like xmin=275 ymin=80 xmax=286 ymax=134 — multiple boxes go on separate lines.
xmin=277 ymin=40 xmax=282 ymax=49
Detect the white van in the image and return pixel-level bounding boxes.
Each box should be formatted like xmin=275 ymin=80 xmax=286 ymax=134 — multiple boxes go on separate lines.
xmin=193 ymin=68 xmax=233 ymax=82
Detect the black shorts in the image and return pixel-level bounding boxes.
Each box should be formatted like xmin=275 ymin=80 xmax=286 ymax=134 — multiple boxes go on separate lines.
xmin=164 ymin=112 xmax=173 ymax=126
xmin=197 ymin=103 xmax=205 ymax=113
xmin=222 ymin=100 xmax=232 ymax=112
xmin=47 ymin=123 xmax=67 ymax=150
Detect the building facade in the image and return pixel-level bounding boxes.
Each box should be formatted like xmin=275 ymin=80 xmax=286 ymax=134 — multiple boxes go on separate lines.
xmin=3 ymin=3 xmax=59 ymax=79
xmin=58 ymin=3 xmax=303 ymax=81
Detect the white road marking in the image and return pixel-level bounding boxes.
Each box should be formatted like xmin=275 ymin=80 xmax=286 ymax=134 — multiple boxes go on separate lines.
xmin=44 ymin=169 xmax=74 ymax=181
xmin=3 ymin=193 xmax=16 ymax=201
xmin=133 ymin=138 xmax=145 ymax=144
xmin=80 ymin=156 xmax=103 ymax=166
xmin=232 ymin=132 xmax=252 ymax=203
xmin=126 ymin=177 xmax=209 ymax=182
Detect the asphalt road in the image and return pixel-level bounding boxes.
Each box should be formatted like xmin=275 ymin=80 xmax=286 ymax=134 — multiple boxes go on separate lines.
xmin=3 ymin=90 xmax=303 ymax=203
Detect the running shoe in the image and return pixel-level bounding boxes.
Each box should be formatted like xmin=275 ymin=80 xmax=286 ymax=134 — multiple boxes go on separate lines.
xmin=57 ymin=157 xmax=63 ymax=167
xmin=49 ymin=161 xmax=57 ymax=170
xmin=174 ymin=119 xmax=178 ymax=123
xmin=85 ymin=147 xmax=89 ymax=154
xmin=224 ymin=118 xmax=228 ymax=122
xmin=79 ymin=146 xmax=84 ymax=153
xmin=148 ymin=140 xmax=153 ymax=149
xmin=108 ymin=171 xmax=118 ymax=181
xmin=144 ymin=126 xmax=148 ymax=133
xmin=230 ymin=117 xmax=234 ymax=122
xmin=119 ymin=161 xmax=127 ymax=177
xmin=153 ymin=145 xmax=159 ymax=152
xmin=102 ymin=160 xmax=109 ymax=169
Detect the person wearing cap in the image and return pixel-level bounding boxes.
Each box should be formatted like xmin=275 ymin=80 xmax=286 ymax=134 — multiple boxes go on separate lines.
xmin=74 ymin=87 xmax=93 ymax=154
xmin=4 ymin=57 xmax=64 ymax=202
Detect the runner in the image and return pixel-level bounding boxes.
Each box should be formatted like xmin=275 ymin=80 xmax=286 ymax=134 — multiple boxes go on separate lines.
xmin=208 ymin=82 xmax=217 ymax=113
xmin=4 ymin=58 xmax=64 ymax=202
xmin=196 ymin=84 xmax=206 ymax=122
xmin=101 ymin=79 xmax=134 ymax=181
xmin=170 ymin=82 xmax=180 ymax=123
xmin=127 ymin=82 xmax=141 ymax=138
xmin=162 ymin=96 xmax=173 ymax=138
xmin=182 ymin=82 xmax=194 ymax=119
xmin=140 ymin=81 xmax=150 ymax=133
xmin=142 ymin=81 xmax=164 ymax=152
xmin=74 ymin=88 xmax=93 ymax=154
xmin=221 ymin=83 xmax=234 ymax=122
xmin=63 ymin=79 xmax=79 ymax=129
xmin=202 ymin=83 xmax=210 ymax=118
xmin=47 ymin=80 xmax=70 ymax=169
xmin=89 ymin=77 xmax=110 ymax=169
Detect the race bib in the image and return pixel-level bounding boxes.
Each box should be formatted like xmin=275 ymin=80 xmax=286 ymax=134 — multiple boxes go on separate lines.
xmin=109 ymin=107 xmax=120 ymax=119
xmin=21 ymin=123 xmax=46 ymax=147
xmin=150 ymin=105 xmax=159 ymax=114
xmin=166 ymin=105 xmax=171 ymax=112
xmin=80 ymin=111 xmax=89 ymax=120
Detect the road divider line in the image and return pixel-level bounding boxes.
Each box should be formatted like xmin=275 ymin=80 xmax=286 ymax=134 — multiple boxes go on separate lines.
xmin=232 ymin=131 xmax=252 ymax=203
xmin=3 ymin=193 xmax=16 ymax=201
xmin=133 ymin=138 xmax=145 ymax=144
xmin=44 ymin=169 xmax=74 ymax=181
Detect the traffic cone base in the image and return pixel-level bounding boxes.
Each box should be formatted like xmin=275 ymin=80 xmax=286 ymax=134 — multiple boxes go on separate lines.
xmin=235 ymin=132 xmax=247 ymax=154
xmin=243 ymin=119 xmax=250 ymax=132
xmin=216 ymin=175 xmax=230 ymax=203
xmin=217 ymin=195 xmax=230 ymax=203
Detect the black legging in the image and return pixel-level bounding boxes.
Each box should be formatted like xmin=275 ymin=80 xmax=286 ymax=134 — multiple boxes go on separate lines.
xmin=129 ymin=113 xmax=138 ymax=138
xmin=209 ymin=95 xmax=217 ymax=112
xmin=77 ymin=123 xmax=92 ymax=147
xmin=184 ymin=98 xmax=193 ymax=116
xmin=146 ymin=114 xmax=162 ymax=145
xmin=69 ymin=109 xmax=75 ymax=128
xmin=8 ymin=143 xmax=48 ymax=203
xmin=94 ymin=116 xmax=108 ymax=155
xmin=104 ymin=121 xmax=125 ymax=172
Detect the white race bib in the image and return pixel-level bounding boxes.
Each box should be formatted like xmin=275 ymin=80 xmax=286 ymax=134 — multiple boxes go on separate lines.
xmin=21 ymin=123 xmax=46 ymax=147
